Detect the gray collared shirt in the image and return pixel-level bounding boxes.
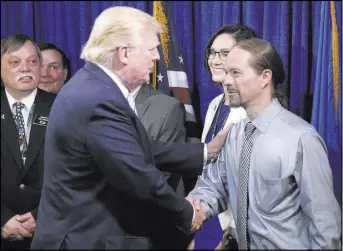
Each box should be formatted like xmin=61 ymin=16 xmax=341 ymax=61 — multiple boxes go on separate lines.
xmin=189 ymin=99 xmax=341 ymax=249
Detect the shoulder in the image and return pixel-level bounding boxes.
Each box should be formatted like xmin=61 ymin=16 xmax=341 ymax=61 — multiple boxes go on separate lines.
xmin=148 ymin=89 xmax=183 ymax=108
xmin=277 ymin=108 xmax=319 ymax=136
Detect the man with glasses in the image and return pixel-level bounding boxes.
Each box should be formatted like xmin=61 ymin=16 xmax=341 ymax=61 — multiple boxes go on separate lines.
xmin=1 ymin=34 xmax=56 ymax=250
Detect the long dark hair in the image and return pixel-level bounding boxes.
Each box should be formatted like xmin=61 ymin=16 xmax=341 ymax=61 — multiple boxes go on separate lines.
xmin=204 ymin=24 xmax=257 ymax=72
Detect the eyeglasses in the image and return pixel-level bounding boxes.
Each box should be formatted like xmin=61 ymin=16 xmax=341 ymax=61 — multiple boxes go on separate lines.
xmin=205 ymin=48 xmax=230 ymax=61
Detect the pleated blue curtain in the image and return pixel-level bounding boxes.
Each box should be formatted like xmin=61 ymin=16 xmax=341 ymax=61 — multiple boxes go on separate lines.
xmin=1 ymin=1 xmax=35 ymax=38
xmin=1 ymin=0 xmax=341 ymax=204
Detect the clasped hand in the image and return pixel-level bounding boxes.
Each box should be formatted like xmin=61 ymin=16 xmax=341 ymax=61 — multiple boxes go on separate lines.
xmin=186 ymin=197 xmax=207 ymax=233
xmin=1 ymin=212 xmax=36 ymax=241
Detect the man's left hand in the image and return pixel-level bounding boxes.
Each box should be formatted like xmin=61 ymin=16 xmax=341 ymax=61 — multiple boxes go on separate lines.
xmin=16 ymin=212 xmax=36 ymax=234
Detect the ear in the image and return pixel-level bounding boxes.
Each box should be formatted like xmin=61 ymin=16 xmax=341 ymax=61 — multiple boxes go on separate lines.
xmin=117 ymin=46 xmax=130 ymax=65
xmin=260 ymin=69 xmax=272 ymax=89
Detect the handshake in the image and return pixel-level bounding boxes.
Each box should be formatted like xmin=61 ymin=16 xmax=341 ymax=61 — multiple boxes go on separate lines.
xmin=186 ymin=197 xmax=208 ymax=233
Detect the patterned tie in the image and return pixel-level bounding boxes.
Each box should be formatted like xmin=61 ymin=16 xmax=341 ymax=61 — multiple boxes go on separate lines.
xmin=13 ymin=102 xmax=27 ymax=159
xmin=237 ymin=121 xmax=256 ymax=250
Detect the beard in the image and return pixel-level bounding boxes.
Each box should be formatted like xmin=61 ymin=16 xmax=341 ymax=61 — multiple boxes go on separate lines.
xmin=227 ymin=92 xmax=243 ymax=107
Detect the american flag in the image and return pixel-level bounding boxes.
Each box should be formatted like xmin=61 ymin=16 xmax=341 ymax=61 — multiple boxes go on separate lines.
xmin=153 ymin=1 xmax=201 ymax=142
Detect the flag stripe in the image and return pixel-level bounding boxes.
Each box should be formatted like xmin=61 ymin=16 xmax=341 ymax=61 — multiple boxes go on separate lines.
xmin=170 ymin=87 xmax=191 ymax=105
xmin=184 ymin=104 xmax=197 ymax=122
xmin=167 ymin=70 xmax=189 ymax=88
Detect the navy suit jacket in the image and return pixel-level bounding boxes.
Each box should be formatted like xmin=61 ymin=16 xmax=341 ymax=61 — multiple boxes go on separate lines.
xmin=31 ymin=62 xmax=204 ymax=249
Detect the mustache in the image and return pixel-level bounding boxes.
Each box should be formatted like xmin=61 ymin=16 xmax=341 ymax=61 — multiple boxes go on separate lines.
xmin=227 ymin=88 xmax=238 ymax=93
xmin=16 ymin=74 xmax=36 ymax=82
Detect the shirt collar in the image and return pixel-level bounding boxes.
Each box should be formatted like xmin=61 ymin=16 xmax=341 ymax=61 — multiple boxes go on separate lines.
xmin=243 ymin=99 xmax=283 ymax=133
xmin=5 ymin=88 xmax=37 ymax=111
xmin=96 ymin=63 xmax=129 ymax=99
xmin=96 ymin=63 xmax=141 ymax=100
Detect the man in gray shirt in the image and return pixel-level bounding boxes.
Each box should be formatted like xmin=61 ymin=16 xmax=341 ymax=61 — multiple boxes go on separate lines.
xmin=188 ymin=38 xmax=341 ymax=250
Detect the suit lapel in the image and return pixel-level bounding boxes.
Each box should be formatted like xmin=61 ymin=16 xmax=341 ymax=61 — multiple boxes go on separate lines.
xmin=135 ymin=84 xmax=153 ymax=119
xmin=23 ymin=89 xmax=53 ymax=174
xmin=1 ymin=90 xmax=23 ymax=168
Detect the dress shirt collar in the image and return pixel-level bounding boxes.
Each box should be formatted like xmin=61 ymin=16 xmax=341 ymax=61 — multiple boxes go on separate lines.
xmin=96 ymin=63 xmax=142 ymax=100
xmin=5 ymin=88 xmax=37 ymax=112
xmin=244 ymin=99 xmax=282 ymax=133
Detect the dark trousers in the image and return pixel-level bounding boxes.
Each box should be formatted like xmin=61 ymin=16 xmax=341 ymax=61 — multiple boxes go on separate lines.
xmin=1 ymin=237 xmax=32 ymax=250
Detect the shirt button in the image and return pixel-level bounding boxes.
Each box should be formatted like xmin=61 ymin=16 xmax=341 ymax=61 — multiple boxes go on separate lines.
xmin=19 ymin=184 xmax=25 ymax=189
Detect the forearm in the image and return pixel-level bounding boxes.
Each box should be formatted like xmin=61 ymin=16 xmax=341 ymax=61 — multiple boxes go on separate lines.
xmin=187 ymin=159 xmax=229 ymax=217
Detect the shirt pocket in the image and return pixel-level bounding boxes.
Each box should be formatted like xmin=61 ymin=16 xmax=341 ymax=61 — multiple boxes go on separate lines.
xmin=253 ymin=172 xmax=295 ymax=215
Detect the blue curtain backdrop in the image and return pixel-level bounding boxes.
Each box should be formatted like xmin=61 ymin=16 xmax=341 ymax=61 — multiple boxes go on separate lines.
xmin=1 ymin=0 xmax=341 ymax=242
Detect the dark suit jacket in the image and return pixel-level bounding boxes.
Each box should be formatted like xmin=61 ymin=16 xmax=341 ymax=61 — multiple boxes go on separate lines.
xmin=31 ymin=62 xmax=204 ymax=250
xmin=1 ymin=88 xmax=56 ymax=249
xmin=136 ymin=84 xmax=192 ymax=249
xmin=136 ymin=84 xmax=186 ymax=192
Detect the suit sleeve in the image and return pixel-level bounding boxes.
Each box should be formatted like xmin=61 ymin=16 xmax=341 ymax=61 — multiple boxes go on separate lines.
xmin=30 ymin=207 xmax=38 ymax=220
xmin=1 ymin=203 xmax=15 ymax=227
xmin=85 ymin=99 xmax=194 ymax=233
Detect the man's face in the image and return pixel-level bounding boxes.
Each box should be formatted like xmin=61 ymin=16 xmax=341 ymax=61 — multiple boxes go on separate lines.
xmin=39 ymin=49 xmax=67 ymax=93
xmin=1 ymin=41 xmax=41 ymax=94
xmin=223 ymin=47 xmax=262 ymax=107
xmin=125 ymin=30 xmax=160 ymax=87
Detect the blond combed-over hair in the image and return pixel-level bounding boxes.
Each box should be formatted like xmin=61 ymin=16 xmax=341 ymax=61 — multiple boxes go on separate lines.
xmin=80 ymin=6 xmax=162 ymax=65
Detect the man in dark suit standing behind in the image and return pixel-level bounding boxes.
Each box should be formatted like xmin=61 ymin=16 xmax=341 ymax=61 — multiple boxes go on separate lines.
xmin=134 ymin=83 xmax=191 ymax=248
xmin=31 ymin=6 xmax=230 ymax=250
xmin=1 ymin=34 xmax=56 ymax=250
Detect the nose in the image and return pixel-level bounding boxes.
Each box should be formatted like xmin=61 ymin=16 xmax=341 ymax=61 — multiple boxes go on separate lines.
xmin=210 ymin=54 xmax=222 ymax=66
xmin=40 ymin=65 xmax=50 ymax=77
xmin=19 ymin=61 xmax=30 ymax=72
xmin=154 ymin=48 xmax=160 ymax=61
xmin=222 ymin=72 xmax=233 ymax=87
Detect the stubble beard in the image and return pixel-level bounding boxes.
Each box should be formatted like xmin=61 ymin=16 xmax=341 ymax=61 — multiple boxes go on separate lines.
xmin=228 ymin=92 xmax=243 ymax=108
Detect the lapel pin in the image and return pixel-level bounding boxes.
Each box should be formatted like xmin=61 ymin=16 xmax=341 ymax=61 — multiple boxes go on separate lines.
xmin=1 ymin=114 xmax=5 ymax=119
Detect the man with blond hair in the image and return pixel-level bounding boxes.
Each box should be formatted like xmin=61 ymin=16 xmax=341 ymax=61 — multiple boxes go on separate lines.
xmin=31 ymin=6 xmax=229 ymax=249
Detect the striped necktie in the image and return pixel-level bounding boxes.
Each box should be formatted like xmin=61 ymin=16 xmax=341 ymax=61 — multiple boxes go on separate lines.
xmin=237 ymin=121 xmax=256 ymax=250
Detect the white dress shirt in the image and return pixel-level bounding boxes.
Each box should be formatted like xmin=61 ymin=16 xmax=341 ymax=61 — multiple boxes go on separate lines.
xmin=96 ymin=63 xmax=141 ymax=115
xmin=5 ymin=88 xmax=37 ymax=145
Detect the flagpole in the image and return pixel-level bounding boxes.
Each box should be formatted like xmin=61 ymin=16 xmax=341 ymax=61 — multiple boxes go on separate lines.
xmin=152 ymin=1 xmax=158 ymax=89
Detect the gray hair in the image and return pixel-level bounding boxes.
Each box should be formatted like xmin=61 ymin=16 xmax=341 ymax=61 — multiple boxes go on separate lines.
xmin=1 ymin=34 xmax=41 ymax=61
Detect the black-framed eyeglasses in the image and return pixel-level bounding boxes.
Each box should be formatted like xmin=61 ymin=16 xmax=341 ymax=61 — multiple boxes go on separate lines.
xmin=205 ymin=48 xmax=230 ymax=61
